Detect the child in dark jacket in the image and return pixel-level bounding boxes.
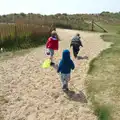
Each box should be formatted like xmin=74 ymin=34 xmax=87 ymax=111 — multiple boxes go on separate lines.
xmin=57 ymin=49 xmax=75 ymax=91
xmin=70 ymin=33 xmax=83 ymax=58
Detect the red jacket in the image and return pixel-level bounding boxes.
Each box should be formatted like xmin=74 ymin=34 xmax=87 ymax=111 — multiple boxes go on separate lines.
xmin=46 ymin=37 xmax=59 ymax=50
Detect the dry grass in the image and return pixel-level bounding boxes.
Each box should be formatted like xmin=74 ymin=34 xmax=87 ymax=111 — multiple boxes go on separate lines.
xmin=0 ymin=24 xmax=51 ymax=51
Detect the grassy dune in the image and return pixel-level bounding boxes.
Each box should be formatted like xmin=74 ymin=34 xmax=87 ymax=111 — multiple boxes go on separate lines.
xmin=86 ymin=26 xmax=120 ymax=120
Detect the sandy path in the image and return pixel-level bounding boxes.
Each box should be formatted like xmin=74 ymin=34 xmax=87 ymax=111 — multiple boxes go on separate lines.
xmin=0 ymin=29 xmax=110 ymax=120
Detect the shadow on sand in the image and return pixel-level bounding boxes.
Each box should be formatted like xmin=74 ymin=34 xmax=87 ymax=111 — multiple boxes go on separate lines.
xmin=52 ymin=64 xmax=58 ymax=70
xmin=77 ymin=56 xmax=89 ymax=60
xmin=64 ymin=90 xmax=87 ymax=103
xmin=52 ymin=63 xmax=87 ymax=103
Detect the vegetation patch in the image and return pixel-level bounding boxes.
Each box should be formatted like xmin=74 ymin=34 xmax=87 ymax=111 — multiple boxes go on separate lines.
xmin=86 ymin=34 xmax=120 ymax=120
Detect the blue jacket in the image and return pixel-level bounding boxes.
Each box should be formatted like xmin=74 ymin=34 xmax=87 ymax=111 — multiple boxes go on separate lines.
xmin=57 ymin=49 xmax=75 ymax=74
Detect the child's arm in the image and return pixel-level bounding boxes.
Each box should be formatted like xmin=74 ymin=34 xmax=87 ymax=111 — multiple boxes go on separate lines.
xmin=57 ymin=61 xmax=62 ymax=73
xmin=70 ymin=36 xmax=75 ymax=47
xmin=77 ymin=37 xmax=83 ymax=47
xmin=71 ymin=60 xmax=75 ymax=70
xmin=70 ymin=40 xmax=73 ymax=48
xmin=78 ymin=37 xmax=83 ymax=47
xmin=79 ymin=40 xmax=83 ymax=47
xmin=46 ymin=38 xmax=50 ymax=48
xmin=70 ymin=42 xmax=72 ymax=47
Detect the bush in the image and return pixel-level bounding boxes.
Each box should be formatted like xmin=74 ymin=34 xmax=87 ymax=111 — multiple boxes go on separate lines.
xmin=0 ymin=24 xmax=50 ymax=51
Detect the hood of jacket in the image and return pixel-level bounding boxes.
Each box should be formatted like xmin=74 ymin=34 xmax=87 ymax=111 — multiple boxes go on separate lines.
xmin=62 ymin=49 xmax=71 ymax=63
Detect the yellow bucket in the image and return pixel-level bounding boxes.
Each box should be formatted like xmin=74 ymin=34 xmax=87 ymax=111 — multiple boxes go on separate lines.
xmin=42 ymin=59 xmax=51 ymax=68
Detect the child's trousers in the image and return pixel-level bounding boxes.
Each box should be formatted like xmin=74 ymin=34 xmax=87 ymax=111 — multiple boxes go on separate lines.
xmin=60 ymin=73 xmax=70 ymax=89
xmin=72 ymin=45 xmax=80 ymax=58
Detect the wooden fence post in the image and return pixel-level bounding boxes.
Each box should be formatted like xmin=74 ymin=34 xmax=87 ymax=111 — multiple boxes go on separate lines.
xmin=91 ymin=20 xmax=94 ymax=31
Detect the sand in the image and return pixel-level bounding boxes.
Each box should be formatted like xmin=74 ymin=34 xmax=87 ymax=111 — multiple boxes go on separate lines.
xmin=0 ymin=29 xmax=110 ymax=120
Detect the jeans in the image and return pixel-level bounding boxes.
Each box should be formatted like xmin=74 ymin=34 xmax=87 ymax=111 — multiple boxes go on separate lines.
xmin=48 ymin=49 xmax=54 ymax=57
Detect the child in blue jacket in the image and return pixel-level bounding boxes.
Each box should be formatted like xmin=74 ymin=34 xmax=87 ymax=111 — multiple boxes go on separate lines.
xmin=57 ymin=49 xmax=75 ymax=91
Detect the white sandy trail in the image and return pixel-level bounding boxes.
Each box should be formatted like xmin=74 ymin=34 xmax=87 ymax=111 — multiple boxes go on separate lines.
xmin=0 ymin=29 xmax=110 ymax=120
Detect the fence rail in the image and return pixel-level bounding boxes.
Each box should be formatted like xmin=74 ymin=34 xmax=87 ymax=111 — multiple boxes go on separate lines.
xmin=91 ymin=20 xmax=108 ymax=33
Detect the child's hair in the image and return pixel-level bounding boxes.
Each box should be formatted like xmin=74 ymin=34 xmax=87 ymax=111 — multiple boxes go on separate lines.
xmin=51 ymin=30 xmax=60 ymax=40
xmin=76 ymin=33 xmax=80 ymax=36
xmin=51 ymin=31 xmax=57 ymax=37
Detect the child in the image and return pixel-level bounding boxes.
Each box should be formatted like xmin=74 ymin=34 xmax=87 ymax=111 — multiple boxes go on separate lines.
xmin=46 ymin=31 xmax=59 ymax=66
xmin=70 ymin=33 xmax=83 ymax=59
xmin=57 ymin=49 xmax=75 ymax=91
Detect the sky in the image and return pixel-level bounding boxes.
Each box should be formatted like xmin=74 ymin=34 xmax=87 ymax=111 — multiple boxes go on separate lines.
xmin=0 ymin=0 xmax=120 ymax=15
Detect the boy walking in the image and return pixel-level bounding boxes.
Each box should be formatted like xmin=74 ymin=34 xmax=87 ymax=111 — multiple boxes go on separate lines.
xmin=70 ymin=33 xmax=83 ymax=58
xmin=57 ymin=49 xmax=75 ymax=91
xmin=46 ymin=31 xmax=59 ymax=66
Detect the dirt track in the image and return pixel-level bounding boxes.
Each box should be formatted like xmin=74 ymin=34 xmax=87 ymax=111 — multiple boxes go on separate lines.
xmin=0 ymin=29 xmax=110 ymax=120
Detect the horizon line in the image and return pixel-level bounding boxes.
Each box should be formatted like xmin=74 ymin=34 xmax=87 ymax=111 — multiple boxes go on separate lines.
xmin=0 ymin=11 xmax=120 ymax=16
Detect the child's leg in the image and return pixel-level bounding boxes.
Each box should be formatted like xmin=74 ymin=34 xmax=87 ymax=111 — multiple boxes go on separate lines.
xmin=73 ymin=46 xmax=77 ymax=58
xmin=50 ymin=56 xmax=53 ymax=62
xmin=60 ymin=74 xmax=67 ymax=90
xmin=60 ymin=74 xmax=65 ymax=89
xmin=66 ymin=74 xmax=70 ymax=89
xmin=76 ymin=47 xmax=80 ymax=57
xmin=60 ymin=74 xmax=70 ymax=91
xmin=49 ymin=49 xmax=55 ymax=65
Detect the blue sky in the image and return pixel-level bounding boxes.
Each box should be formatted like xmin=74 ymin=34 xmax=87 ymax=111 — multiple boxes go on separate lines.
xmin=0 ymin=0 xmax=120 ymax=15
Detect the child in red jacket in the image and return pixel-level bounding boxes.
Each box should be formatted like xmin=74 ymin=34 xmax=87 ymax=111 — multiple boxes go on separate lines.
xmin=46 ymin=31 xmax=59 ymax=66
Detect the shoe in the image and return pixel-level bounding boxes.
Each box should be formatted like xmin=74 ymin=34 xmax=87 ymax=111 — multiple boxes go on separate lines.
xmin=74 ymin=55 xmax=77 ymax=59
xmin=66 ymin=88 xmax=69 ymax=91
xmin=62 ymin=88 xmax=67 ymax=91
xmin=62 ymin=88 xmax=69 ymax=92
xmin=62 ymin=84 xmax=69 ymax=92
xmin=50 ymin=62 xmax=55 ymax=66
